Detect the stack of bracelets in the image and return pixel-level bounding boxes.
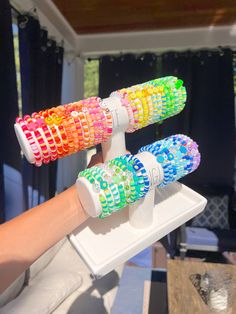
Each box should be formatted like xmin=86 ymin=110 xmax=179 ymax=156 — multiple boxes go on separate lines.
xmin=78 ymin=134 xmax=200 ymax=218
xmin=139 ymin=134 xmax=201 ymax=187
xmin=15 ymin=97 xmax=113 ymax=167
xmin=110 ymin=76 xmax=186 ymax=132
xmin=78 ymin=154 xmax=150 ymax=218
xmin=15 ymin=76 xmax=186 ymax=166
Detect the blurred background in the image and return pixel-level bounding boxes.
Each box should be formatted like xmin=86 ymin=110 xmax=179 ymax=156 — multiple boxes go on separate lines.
xmin=0 ymin=0 xmax=236 ymax=313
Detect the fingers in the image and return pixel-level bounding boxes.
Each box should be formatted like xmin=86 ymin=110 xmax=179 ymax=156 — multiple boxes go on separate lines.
xmin=87 ymin=150 xmax=131 ymax=168
xmin=87 ymin=152 xmax=103 ymax=168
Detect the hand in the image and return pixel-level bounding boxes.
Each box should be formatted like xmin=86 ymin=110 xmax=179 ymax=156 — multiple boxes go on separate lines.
xmin=87 ymin=150 xmax=130 ymax=168
xmin=87 ymin=152 xmax=103 ymax=168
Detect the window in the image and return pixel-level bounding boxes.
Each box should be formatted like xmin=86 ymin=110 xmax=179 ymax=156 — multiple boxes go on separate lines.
xmin=84 ymin=59 xmax=99 ymax=98
xmin=84 ymin=59 xmax=99 ymax=161
xmin=12 ymin=22 xmax=22 ymax=116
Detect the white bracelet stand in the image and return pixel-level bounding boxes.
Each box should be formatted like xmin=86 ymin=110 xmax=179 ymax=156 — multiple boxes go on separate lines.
xmin=70 ymin=97 xmax=207 ymax=277
xmin=14 ymin=98 xmax=207 ymax=278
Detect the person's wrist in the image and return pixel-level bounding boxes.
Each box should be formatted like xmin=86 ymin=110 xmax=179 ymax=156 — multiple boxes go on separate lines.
xmin=62 ymin=185 xmax=89 ymax=230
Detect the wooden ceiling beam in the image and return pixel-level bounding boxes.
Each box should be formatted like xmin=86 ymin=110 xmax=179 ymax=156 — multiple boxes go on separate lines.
xmin=52 ymin=0 xmax=236 ymax=34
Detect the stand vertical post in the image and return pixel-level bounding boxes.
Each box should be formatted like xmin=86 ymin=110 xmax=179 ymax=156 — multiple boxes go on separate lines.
xmin=101 ymin=97 xmax=159 ymax=229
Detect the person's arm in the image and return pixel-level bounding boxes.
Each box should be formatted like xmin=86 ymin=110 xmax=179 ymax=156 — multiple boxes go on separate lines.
xmin=0 ymin=184 xmax=88 ymax=293
xmin=0 ymin=152 xmax=105 ymax=293
xmin=0 ymin=152 xmax=104 ymax=293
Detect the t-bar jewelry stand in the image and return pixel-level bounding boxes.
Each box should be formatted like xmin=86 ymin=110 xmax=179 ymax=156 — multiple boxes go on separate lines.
xmin=69 ymin=96 xmax=207 ymax=277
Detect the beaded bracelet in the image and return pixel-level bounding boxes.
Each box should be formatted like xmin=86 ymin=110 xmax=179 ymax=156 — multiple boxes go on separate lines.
xmin=134 ymin=97 xmax=144 ymax=129
xmin=100 ymin=162 xmax=131 ymax=215
xmin=122 ymin=154 xmax=150 ymax=196
xmin=138 ymin=87 xmax=150 ymax=127
xmin=84 ymin=167 xmax=116 ymax=218
xmin=83 ymin=108 xmax=95 ymax=147
xmin=80 ymin=169 xmax=111 ymax=217
xmin=69 ymin=101 xmax=86 ymax=151
xmin=108 ymin=163 xmax=134 ymax=204
xmin=23 ymin=115 xmax=50 ymax=164
xmin=70 ymin=110 xmax=84 ymax=151
xmin=64 ymin=103 xmax=78 ymax=151
xmin=33 ymin=129 xmax=51 ymax=163
xmin=130 ymin=86 xmax=149 ymax=129
xmin=82 ymin=97 xmax=105 ymax=145
xmin=32 ymin=112 xmax=59 ymax=161
xmin=101 ymin=106 xmax=113 ymax=141
xmin=65 ymin=113 xmax=78 ymax=153
xmin=57 ymin=123 xmax=70 ymax=155
xmin=53 ymin=106 xmax=72 ymax=155
xmin=96 ymin=163 xmax=127 ymax=210
xmin=112 ymin=76 xmax=186 ymax=132
xmin=16 ymin=117 xmax=42 ymax=166
xmin=108 ymin=158 xmax=138 ymax=203
xmin=114 ymin=157 xmax=142 ymax=200
xmin=98 ymin=164 xmax=121 ymax=206
xmin=86 ymin=97 xmax=104 ymax=145
xmin=43 ymin=109 xmax=65 ymax=158
xmin=110 ymin=91 xmax=135 ymax=132
xmin=63 ymin=103 xmax=81 ymax=153
xmin=151 ymin=94 xmax=162 ymax=123
xmin=83 ymin=102 xmax=95 ymax=146
xmin=45 ymin=121 xmax=64 ymax=159
xmin=43 ymin=108 xmax=70 ymax=156
xmin=78 ymin=110 xmax=90 ymax=149
xmin=90 ymin=166 xmax=117 ymax=211
xmin=142 ymin=97 xmax=151 ymax=126
xmin=102 ymin=160 xmax=128 ymax=209
xmin=91 ymin=110 xmax=103 ymax=145
xmin=62 ymin=114 xmax=76 ymax=154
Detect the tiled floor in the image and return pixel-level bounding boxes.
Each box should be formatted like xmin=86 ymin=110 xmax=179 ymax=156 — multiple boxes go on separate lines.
xmin=112 ymin=266 xmax=167 ymax=314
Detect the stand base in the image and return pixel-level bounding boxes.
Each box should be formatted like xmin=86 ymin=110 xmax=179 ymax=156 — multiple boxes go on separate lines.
xmin=69 ymin=182 xmax=207 ymax=277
